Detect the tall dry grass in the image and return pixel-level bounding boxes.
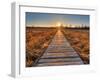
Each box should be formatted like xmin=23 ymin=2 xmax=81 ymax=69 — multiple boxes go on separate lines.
xmin=26 ymin=27 xmax=57 ymax=67
xmin=62 ymin=28 xmax=89 ymax=64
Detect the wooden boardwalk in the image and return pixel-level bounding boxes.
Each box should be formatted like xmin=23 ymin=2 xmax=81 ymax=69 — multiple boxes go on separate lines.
xmin=36 ymin=30 xmax=83 ymax=66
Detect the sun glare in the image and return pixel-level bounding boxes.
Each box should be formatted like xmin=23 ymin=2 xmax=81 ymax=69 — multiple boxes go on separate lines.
xmin=56 ymin=22 xmax=61 ymax=27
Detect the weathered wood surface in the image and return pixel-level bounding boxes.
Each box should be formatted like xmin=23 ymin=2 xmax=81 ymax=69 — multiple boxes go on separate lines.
xmin=36 ymin=30 xmax=83 ymax=66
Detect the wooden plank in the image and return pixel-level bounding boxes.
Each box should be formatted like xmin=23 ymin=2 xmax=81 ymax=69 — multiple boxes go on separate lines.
xmin=37 ymin=62 xmax=83 ymax=66
xmin=38 ymin=58 xmax=82 ymax=63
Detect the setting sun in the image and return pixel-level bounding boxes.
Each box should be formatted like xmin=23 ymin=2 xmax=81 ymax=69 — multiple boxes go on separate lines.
xmin=56 ymin=22 xmax=61 ymax=27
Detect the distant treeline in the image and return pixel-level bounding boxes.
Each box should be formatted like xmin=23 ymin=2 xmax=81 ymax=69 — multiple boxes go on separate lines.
xmin=26 ymin=26 xmax=57 ymax=33
xmin=26 ymin=26 xmax=57 ymax=29
xmin=63 ymin=26 xmax=89 ymax=30
xmin=26 ymin=26 xmax=89 ymax=30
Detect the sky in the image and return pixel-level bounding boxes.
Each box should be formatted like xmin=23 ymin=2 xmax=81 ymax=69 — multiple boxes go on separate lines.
xmin=26 ymin=12 xmax=89 ymax=27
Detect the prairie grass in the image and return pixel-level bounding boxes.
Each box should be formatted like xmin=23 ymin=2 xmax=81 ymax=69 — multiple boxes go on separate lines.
xmin=26 ymin=27 xmax=57 ymax=67
xmin=62 ymin=28 xmax=89 ymax=64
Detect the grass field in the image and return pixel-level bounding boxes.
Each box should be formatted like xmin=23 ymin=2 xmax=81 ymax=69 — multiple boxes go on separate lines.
xmin=26 ymin=26 xmax=89 ymax=67
xmin=61 ymin=28 xmax=89 ymax=64
xmin=26 ymin=27 xmax=57 ymax=67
